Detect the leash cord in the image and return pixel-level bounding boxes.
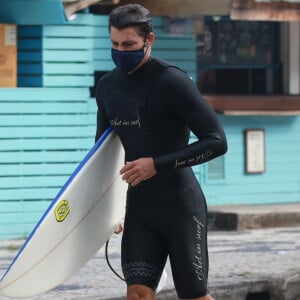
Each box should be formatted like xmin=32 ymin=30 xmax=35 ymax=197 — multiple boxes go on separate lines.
xmin=105 ymin=239 xmax=125 ymax=281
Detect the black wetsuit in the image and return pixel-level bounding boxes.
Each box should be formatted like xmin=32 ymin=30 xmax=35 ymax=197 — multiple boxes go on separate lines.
xmin=95 ymin=57 xmax=227 ymax=298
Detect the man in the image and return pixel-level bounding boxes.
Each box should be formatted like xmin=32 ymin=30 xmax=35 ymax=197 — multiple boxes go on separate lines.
xmin=95 ymin=4 xmax=227 ymax=300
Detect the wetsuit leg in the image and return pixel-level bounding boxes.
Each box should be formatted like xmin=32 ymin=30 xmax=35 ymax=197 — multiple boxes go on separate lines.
xmin=121 ymin=211 xmax=168 ymax=291
xmin=168 ymin=186 xmax=209 ymax=299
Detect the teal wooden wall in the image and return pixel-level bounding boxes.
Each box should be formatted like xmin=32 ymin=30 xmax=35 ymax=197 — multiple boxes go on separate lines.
xmin=0 ymin=88 xmax=96 ymax=239
xmin=17 ymin=14 xmax=95 ymax=87
xmin=0 ymin=14 xmax=197 ymax=240
xmin=198 ymin=115 xmax=300 ymax=205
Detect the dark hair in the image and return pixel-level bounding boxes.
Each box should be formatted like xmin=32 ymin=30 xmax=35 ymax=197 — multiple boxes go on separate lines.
xmin=109 ymin=4 xmax=153 ymax=38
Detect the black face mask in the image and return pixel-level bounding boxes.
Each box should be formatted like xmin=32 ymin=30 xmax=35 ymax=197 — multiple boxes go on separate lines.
xmin=111 ymin=47 xmax=145 ymax=73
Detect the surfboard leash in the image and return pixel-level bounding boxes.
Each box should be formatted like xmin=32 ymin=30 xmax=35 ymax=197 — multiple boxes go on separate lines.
xmin=105 ymin=239 xmax=126 ymax=281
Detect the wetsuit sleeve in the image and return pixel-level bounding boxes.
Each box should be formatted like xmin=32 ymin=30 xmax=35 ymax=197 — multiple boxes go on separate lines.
xmin=153 ymin=69 xmax=227 ymax=172
xmin=95 ymin=79 xmax=110 ymax=143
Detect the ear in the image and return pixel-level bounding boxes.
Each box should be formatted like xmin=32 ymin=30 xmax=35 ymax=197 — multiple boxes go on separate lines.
xmin=146 ymin=32 xmax=155 ymax=46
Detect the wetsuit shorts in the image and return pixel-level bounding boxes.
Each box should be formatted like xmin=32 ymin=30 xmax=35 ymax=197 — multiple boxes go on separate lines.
xmin=121 ymin=174 xmax=209 ymax=299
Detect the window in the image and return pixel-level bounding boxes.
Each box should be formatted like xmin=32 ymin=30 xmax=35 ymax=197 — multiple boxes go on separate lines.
xmin=197 ymin=18 xmax=282 ymax=95
xmin=206 ymin=156 xmax=226 ymax=183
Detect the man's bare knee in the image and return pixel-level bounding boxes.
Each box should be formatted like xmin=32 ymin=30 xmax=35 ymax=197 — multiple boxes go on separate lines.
xmin=127 ymin=284 xmax=155 ymax=300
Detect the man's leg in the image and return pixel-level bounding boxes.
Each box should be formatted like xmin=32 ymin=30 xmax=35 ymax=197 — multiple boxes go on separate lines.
xmin=127 ymin=284 xmax=155 ymax=300
xmin=121 ymin=212 xmax=168 ymax=300
xmin=168 ymin=188 xmax=210 ymax=299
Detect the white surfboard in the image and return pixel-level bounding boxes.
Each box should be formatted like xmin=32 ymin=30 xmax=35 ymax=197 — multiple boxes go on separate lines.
xmin=0 ymin=127 xmax=127 ymax=298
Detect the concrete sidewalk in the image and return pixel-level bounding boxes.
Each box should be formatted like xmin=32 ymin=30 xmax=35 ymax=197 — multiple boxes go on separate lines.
xmin=0 ymin=203 xmax=300 ymax=300
xmin=208 ymin=202 xmax=300 ymax=230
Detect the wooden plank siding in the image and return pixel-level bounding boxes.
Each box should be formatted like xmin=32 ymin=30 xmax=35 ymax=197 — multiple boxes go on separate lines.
xmin=0 ymin=13 xmax=197 ymax=239
xmin=201 ymin=115 xmax=300 ymax=205
xmin=0 ymin=88 xmax=97 ymax=239
xmin=17 ymin=14 xmax=96 ymax=87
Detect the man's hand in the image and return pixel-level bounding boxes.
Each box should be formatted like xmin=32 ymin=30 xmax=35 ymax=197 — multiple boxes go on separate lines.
xmin=120 ymin=157 xmax=157 ymax=187
xmin=114 ymin=217 xmax=124 ymax=234
xmin=114 ymin=223 xmax=123 ymax=234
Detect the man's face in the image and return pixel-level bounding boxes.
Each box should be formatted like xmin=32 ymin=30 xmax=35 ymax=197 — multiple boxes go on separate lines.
xmin=110 ymin=26 xmax=145 ymax=51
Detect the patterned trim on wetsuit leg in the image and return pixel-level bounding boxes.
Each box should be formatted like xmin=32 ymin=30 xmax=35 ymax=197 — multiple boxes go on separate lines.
xmin=123 ymin=262 xmax=159 ymax=281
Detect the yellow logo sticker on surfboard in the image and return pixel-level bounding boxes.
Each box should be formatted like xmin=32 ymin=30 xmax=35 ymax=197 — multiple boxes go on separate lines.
xmin=54 ymin=200 xmax=70 ymax=222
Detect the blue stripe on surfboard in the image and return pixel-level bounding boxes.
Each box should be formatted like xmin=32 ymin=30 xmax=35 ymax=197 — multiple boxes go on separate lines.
xmin=0 ymin=126 xmax=113 ymax=285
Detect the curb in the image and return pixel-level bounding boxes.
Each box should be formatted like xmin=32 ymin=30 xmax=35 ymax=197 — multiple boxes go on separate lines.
xmin=208 ymin=203 xmax=300 ymax=230
xmin=209 ymin=211 xmax=300 ymax=230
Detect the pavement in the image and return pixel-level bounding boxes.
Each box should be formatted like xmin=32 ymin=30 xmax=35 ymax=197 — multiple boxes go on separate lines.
xmin=0 ymin=203 xmax=300 ymax=300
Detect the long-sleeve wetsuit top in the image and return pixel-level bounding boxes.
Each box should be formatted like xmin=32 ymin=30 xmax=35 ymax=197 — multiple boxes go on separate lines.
xmin=95 ymin=57 xmax=227 ymax=208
